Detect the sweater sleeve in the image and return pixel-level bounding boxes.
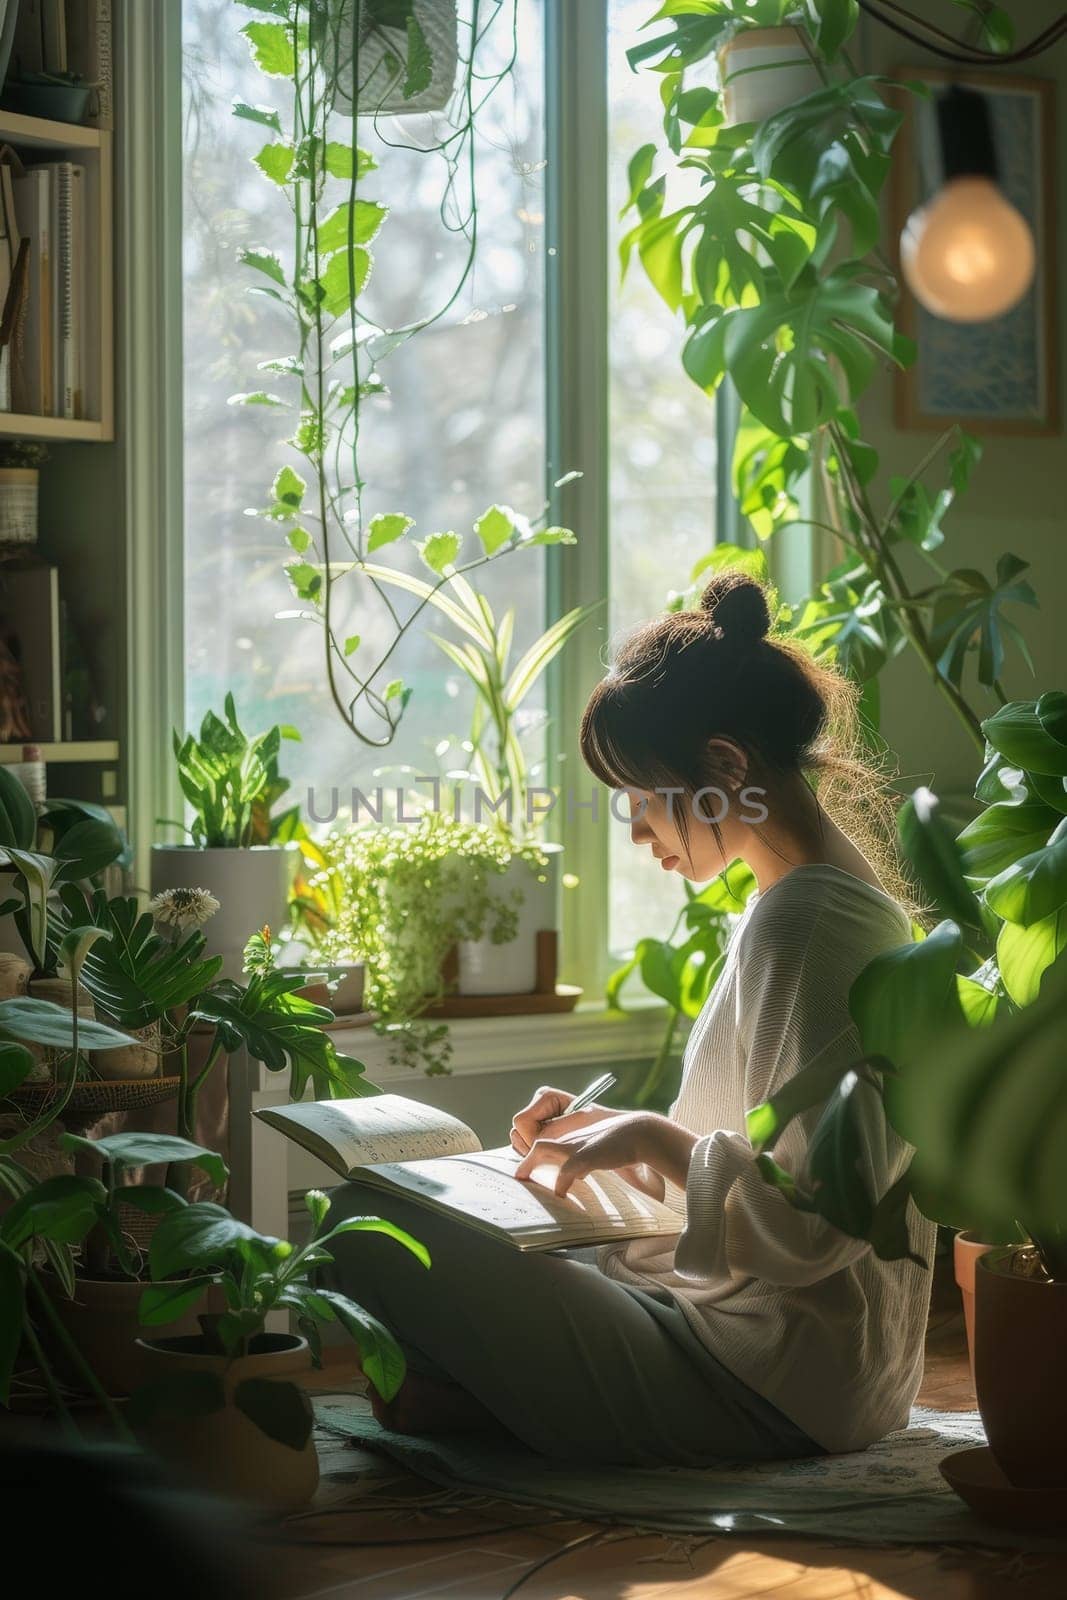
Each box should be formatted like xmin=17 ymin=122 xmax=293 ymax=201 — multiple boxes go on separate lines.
xmin=672 ymin=887 xmax=911 ymax=1291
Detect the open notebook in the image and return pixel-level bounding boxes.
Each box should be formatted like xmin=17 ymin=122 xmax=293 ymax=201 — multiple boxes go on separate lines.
xmin=255 ymin=1094 xmax=685 ymax=1253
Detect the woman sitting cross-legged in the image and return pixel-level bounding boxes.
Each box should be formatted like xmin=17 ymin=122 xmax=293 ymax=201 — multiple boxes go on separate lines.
xmin=321 ymin=572 xmax=935 ymax=1466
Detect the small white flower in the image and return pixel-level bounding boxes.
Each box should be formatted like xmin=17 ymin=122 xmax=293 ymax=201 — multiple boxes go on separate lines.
xmin=149 ymin=887 xmax=221 ymax=929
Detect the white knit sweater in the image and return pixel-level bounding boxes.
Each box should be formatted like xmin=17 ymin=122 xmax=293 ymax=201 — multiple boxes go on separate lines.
xmin=597 ymin=864 xmax=935 ymax=1453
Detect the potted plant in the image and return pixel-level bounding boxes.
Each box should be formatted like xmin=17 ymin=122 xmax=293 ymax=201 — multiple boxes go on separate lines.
xmin=2 ymin=71 xmax=92 ymax=124
xmin=287 ymin=840 xmax=365 ymax=1016
xmin=127 ymin=1189 xmax=428 ymax=1508
xmin=4 ymin=1131 xmax=227 ymax=1397
xmin=325 ymin=812 xmax=551 ymax=1073
xmin=0 ymin=440 xmax=47 ymax=546
xmin=740 ymin=694 xmax=1067 ymax=1493
xmin=152 ymin=695 xmax=302 ymax=977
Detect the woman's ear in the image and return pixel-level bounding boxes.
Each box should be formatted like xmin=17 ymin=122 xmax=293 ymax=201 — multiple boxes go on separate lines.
xmin=705 ymin=738 xmax=748 ymax=790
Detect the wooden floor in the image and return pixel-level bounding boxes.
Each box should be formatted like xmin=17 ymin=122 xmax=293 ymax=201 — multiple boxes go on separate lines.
xmin=265 ymin=1288 xmax=1066 ymax=1600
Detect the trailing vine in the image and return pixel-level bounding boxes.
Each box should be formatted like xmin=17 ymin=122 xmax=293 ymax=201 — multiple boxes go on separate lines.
xmin=233 ymin=0 xmax=574 ymax=749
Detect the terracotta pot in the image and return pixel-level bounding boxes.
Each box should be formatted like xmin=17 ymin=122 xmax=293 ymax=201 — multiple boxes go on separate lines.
xmin=953 ymin=1230 xmax=997 ymax=1384
xmin=974 ymin=1246 xmax=1067 ymax=1489
xmin=133 ymin=1332 xmax=318 ymax=1508
xmin=40 ymin=1270 xmax=216 ymax=1397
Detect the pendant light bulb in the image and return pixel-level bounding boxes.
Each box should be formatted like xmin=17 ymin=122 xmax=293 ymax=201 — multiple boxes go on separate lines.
xmin=899 ymin=83 xmax=1035 ymax=324
xmin=901 ymin=176 xmax=1035 ymax=323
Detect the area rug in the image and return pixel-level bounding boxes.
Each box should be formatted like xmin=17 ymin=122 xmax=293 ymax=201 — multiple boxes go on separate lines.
xmin=315 ymin=1397 xmax=1067 ymax=1551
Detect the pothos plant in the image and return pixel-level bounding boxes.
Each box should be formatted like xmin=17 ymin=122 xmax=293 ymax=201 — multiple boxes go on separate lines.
xmin=623 ymin=0 xmax=1035 ymax=748
xmin=232 ymin=0 xmax=575 ymax=749
xmin=322 ymin=811 xmax=549 ymax=1073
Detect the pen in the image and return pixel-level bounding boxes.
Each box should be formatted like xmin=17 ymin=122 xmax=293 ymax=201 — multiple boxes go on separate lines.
xmin=543 ymin=1070 xmax=617 ymax=1128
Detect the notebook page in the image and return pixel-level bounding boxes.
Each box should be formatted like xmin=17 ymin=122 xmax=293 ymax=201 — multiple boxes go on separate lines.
xmin=256 ymin=1094 xmax=482 ymax=1172
xmin=361 ymin=1144 xmax=684 ymax=1248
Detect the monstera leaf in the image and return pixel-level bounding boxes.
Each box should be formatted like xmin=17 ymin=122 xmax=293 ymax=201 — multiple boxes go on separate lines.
xmin=190 ymin=971 xmax=373 ymax=1101
xmin=58 ymin=886 xmax=222 ymax=1029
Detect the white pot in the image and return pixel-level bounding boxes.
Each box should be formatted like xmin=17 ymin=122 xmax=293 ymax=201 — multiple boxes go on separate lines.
xmin=150 ymin=845 xmax=294 ymax=981
xmin=455 ymin=845 xmax=560 ymax=997
xmin=718 ymin=26 xmax=822 ymax=126
xmin=328 ymin=961 xmax=365 ymax=1016
xmin=92 ymin=1021 xmax=162 ymax=1081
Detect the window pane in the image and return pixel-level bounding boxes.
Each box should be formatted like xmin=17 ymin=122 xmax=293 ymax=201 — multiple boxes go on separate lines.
xmin=181 ymin=2 xmax=546 ymax=813
xmin=607 ymin=1 xmax=718 ymax=951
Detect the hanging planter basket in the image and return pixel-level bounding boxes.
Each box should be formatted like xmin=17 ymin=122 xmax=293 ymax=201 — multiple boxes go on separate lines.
xmin=333 ymin=0 xmax=459 ymax=117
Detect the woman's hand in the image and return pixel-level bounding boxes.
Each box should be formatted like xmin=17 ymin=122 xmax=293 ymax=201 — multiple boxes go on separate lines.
xmin=514 ymin=1110 xmax=698 ymax=1201
xmin=509 ymin=1085 xmax=624 ymax=1157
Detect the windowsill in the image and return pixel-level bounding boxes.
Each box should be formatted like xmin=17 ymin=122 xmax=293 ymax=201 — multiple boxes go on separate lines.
xmin=253 ymin=998 xmax=675 ymax=1095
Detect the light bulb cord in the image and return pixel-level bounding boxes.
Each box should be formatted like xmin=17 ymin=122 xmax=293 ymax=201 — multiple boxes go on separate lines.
xmin=856 ymin=0 xmax=1067 ymax=66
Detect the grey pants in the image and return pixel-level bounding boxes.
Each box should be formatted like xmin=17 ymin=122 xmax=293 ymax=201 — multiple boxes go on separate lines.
xmin=321 ymin=1181 xmax=821 ymax=1467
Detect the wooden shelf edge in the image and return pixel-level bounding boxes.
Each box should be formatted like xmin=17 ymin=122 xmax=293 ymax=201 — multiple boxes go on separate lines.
xmin=0 ymin=109 xmax=102 ymax=150
xmin=0 ymin=413 xmax=110 ymax=442
xmin=0 ymin=741 xmax=120 ymax=764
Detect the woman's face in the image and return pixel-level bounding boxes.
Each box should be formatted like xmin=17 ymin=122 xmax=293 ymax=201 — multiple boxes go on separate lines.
xmin=623 ymin=744 xmax=764 ymax=883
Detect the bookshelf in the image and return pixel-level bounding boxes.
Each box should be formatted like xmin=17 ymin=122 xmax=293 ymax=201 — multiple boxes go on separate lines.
xmin=0 ymin=108 xmax=113 ymax=439
xmin=0 ymin=739 xmax=118 ymax=764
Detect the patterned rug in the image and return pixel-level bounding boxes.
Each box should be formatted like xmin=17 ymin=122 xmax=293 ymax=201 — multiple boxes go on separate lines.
xmin=315 ymin=1397 xmax=1067 ymax=1550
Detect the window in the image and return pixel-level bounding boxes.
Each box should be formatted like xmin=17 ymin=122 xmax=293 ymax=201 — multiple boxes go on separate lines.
xmin=181 ymin=0 xmax=546 ymax=812
xmin=606 ymin=0 xmax=719 ymax=951
xmin=178 ymin=2 xmax=718 ymax=984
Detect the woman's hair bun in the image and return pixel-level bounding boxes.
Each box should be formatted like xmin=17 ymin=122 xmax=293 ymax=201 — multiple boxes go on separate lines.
xmin=698 ymin=571 xmax=771 ymax=644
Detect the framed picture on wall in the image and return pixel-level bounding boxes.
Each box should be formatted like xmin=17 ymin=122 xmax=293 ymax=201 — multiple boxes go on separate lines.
xmin=892 ymin=70 xmax=1059 ymax=436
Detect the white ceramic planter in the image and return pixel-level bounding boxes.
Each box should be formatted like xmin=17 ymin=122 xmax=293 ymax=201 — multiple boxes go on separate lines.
xmin=718 ymin=26 xmax=822 ymax=126
xmin=456 ymin=844 xmax=560 ymax=996
xmin=150 ymin=845 xmax=294 ymax=980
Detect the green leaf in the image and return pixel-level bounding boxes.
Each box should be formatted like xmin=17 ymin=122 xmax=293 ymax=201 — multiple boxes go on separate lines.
xmin=0 ymin=997 xmax=133 ymax=1052
xmin=997 ymin=910 xmax=1067 ymax=1006
xmin=982 ymin=697 xmax=1067 ymax=776
xmin=137 ymin=1277 xmax=215 ymax=1328
xmin=402 ymin=14 xmax=433 ymax=97
xmin=343 ymin=633 xmax=360 ymax=656
xmin=232 ymin=98 xmax=282 ymax=134
xmin=900 ymin=947 xmax=1067 ymax=1239
xmin=317 ymin=200 xmax=387 ymax=254
xmin=984 ymin=819 xmax=1067 ymax=926
xmin=473 ymin=505 xmax=515 ymax=556
xmin=930 ymin=558 xmax=1037 ymax=691
xmin=241 ymin=19 xmax=294 ymax=76
xmin=503 ymin=605 xmax=595 ymax=713
xmin=149 ymin=1201 xmax=286 ymax=1281
xmin=524 ymin=525 xmax=576 ymax=548
xmin=0 ymin=1041 xmax=33 ymax=1095
xmin=898 ymin=788 xmax=983 ymax=931
xmin=366 ymin=512 xmax=414 ymax=553
xmin=418 ymin=531 xmax=460 ymax=575
xmin=322 ymin=142 xmax=377 ymax=179
xmin=319 ymin=247 xmax=371 ymax=314
xmin=239 ymin=247 xmax=286 ymax=286
xmin=957 ymin=802 xmax=1060 ymax=884
xmin=234 ymin=1377 xmax=314 ymax=1450
xmin=314 ymin=1288 xmax=408 ymax=1401
xmin=0 ymin=1174 xmax=105 ymax=1248
xmin=802 ymin=0 xmax=858 ymax=60
xmin=272 ymin=464 xmax=305 ymax=509
xmin=286 ymin=527 xmax=311 ymax=554
xmin=62 ymin=1132 xmax=228 ymax=1186
xmin=253 ymin=141 xmax=294 ymax=185
xmin=0 ymin=767 xmax=36 ymax=849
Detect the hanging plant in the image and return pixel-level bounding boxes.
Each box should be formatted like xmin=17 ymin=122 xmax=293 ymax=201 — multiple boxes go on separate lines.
xmin=232 ymin=0 xmax=575 ymax=749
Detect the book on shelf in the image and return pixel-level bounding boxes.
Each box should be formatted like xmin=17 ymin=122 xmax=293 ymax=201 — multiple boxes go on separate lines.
xmin=255 ymin=1093 xmax=685 ymax=1254
xmin=0 ymin=560 xmax=63 ymax=741
xmin=62 ymin=1 xmax=112 ymax=130
xmin=42 ymin=159 xmax=78 ymax=418
xmin=11 ymin=164 xmax=50 ymax=416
